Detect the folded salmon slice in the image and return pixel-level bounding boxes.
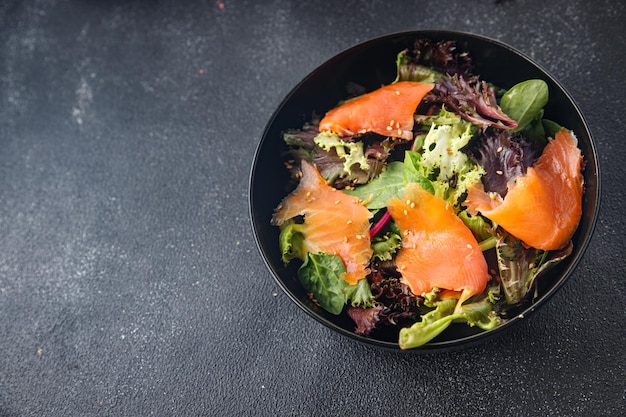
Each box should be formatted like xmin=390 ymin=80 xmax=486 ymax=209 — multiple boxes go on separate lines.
xmin=465 ymin=128 xmax=583 ymax=251
xmin=272 ymin=161 xmax=373 ymax=285
xmin=318 ymin=81 xmax=434 ymax=140
xmin=387 ymin=183 xmax=489 ymax=308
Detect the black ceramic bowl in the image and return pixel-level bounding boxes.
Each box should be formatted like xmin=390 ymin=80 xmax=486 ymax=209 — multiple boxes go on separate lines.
xmin=249 ymin=30 xmax=600 ymax=352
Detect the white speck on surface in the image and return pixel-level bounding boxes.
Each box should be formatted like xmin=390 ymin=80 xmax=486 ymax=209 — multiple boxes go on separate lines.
xmin=72 ymin=77 xmax=93 ymax=125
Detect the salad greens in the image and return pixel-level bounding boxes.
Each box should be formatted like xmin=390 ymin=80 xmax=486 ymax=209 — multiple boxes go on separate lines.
xmin=297 ymin=252 xmax=374 ymax=315
xmin=500 ymin=79 xmax=549 ymax=133
xmin=274 ymin=38 xmax=582 ymax=349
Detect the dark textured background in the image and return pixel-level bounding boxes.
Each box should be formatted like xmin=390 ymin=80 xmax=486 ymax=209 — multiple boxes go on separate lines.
xmin=1 ymin=1 xmax=624 ymax=416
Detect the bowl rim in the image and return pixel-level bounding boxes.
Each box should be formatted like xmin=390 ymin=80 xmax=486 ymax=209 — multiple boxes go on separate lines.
xmin=248 ymin=29 xmax=601 ymax=352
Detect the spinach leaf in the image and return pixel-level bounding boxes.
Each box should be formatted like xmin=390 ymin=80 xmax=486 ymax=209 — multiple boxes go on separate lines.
xmin=297 ymin=252 xmax=374 ymax=314
xmin=542 ymin=119 xmax=563 ymax=138
xmin=297 ymin=253 xmax=348 ymax=315
xmin=500 ymin=79 xmax=549 ymax=132
xmin=344 ymin=161 xmax=405 ymax=209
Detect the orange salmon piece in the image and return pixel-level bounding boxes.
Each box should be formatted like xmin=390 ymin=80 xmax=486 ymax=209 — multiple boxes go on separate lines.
xmin=387 ymin=183 xmax=489 ymax=307
xmin=272 ymin=161 xmax=373 ymax=285
xmin=318 ymin=81 xmax=434 ymax=140
xmin=465 ymin=128 xmax=583 ymax=251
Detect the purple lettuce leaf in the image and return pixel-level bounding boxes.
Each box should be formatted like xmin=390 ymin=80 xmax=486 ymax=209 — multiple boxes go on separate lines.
xmin=465 ymin=129 xmax=539 ymax=197
xmin=347 ymin=262 xmax=421 ymax=336
xmin=282 ymin=122 xmax=388 ymax=189
xmin=425 ymin=74 xmax=518 ymax=130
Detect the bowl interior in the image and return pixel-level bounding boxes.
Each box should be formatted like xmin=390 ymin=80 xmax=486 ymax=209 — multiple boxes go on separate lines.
xmin=249 ymin=30 xmax=600 ymax=352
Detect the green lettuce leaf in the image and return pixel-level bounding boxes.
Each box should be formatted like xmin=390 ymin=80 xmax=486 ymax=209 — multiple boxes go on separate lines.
xmin=314 ymin=132 xmax=369 ymax=176
xmin=398 ymin=291 xmax=501 ymax=350
xmin=403 ymin=151 xmax=435 ymax=194
xmin=371 ymin=232 xmax=402 ymax=261
xmin=496 ymin=232 xmax=573 ymax=305
xmin=278 ymin=221 xmax=305 ymax=263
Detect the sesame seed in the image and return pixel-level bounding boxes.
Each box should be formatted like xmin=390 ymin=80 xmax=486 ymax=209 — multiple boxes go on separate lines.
xmin=395 ymin=90 xmax=400 ymax=95
xmin=400 ymin=264 xmax=407 ymax=270
xmin=386 ymin=125 xmax=393 ymax=131
xmin=395 ymin=122 xmax=400 ymax=129
xmin=334 ymin=200 xmax=341 ymax=205
xmin=467 ymin=244 xmax=473 ymax=249
xmin=403 ymin=209 xmax=408 ymax=216
xmin=405 ymin=199 xmax=411 ymax=205
xmin=496 ymin=146 xmax=503 ymax=153
xmin=389 ymin=119 xmax=395 ymax=126
xmin=410 ymin=202 xmax=415 ymax=208
xmin=306 ymin=191 xmax=311 ymax=197
xmin=496 ymin=170 xmax=503 ymax=175
xmin=343 ymin=236 xmax=348 ymax=243
xmin=346 ymin=220 xmax=352 ymax=225
xmin=528 ymin=263 xmax=535 ymax=269
xmin=355 ymin=234 xmax=363 ymax=240
xmin=397 ymin=129 xmax=402 ymax=135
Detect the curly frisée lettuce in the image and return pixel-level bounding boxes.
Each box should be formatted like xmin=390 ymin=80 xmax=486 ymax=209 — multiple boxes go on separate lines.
xmin=271 ymin=38 xmax=585 ymax=349
xmin=313 ymin=132 xmax=370 ymax=176
xmin=413 ymin=112 xmax=486 ymax=206
xmin=282 ymin=122 xmax=388 ymax=188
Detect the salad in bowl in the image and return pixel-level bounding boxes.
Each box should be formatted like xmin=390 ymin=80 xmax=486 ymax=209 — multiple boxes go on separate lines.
xmin=250 ymin=31 xmax=599 ymax=351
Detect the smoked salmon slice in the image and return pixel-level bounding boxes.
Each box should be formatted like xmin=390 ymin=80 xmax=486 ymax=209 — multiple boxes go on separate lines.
xmin=318 ymin=81 xmax=434 ymax=140
xmin=272 ymin=161 xmax=373 ymax=285
xmin=387 ymin=183 xmax=490 ymax=309
xmin=464 ymin=128 xmax=583 ymax=251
